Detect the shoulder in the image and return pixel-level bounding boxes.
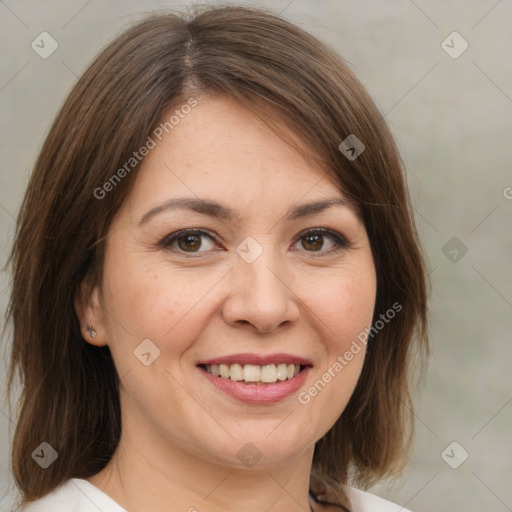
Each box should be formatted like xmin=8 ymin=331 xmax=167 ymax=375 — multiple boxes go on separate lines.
xmin=15 ymin=478 xmax=127 ymax=512
xmin=346 ymin=486 xmax=413 ymax=512
xmin=312 ymin=485 xmax=412 ymax=512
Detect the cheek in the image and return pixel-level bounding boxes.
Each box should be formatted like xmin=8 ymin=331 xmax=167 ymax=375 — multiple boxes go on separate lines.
xmin=298 ymin=274 xmax=375 ymax=436
xmin=304 ymin=263 xmax=376 ymax=344
xmin=298 ymin=263 xmax=375 ymax=410
xmin=103 ymin=258 xmax=218 ymax=359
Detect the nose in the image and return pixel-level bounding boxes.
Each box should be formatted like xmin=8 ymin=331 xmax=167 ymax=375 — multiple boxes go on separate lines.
xmin=222 ymin=248 xmax=300 ymax=334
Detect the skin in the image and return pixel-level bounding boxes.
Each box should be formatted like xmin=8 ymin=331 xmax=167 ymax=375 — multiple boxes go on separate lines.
xmin=75 ymin=95 xmax=377 ymax=512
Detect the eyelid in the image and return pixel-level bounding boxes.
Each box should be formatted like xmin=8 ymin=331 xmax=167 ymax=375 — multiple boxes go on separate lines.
xmin=291 ymin=227 xmax=350 ymax=255
xmin=160 ymin=227 xmax=350 ymax=256
xmin=160 ymin=228 xmax=219 ymax=255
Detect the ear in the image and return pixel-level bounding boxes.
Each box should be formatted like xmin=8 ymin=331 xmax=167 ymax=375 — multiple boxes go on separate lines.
xmin=74 ymin=279 xmax=108 ymax=347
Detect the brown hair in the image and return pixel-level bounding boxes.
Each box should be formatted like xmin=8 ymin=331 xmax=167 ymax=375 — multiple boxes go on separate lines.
xmin=5 ymin=4 xmax=428 ymax=509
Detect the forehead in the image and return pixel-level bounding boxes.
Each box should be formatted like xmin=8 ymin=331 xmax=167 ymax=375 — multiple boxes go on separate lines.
xmin=118 ymin=95 xmax=358 ymax=222
xmin=157 ymin=95 xmax=323 ymax=173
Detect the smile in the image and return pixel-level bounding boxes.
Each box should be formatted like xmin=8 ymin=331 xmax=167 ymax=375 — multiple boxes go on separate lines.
xmin=196 ymin=354 xmax=312 ymax=404
xmin=201 ymin=363 xmax=305 ymax=384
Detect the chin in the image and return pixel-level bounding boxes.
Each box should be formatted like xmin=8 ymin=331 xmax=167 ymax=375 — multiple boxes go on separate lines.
xmin=197 ymin=424 xmax=315 ymax=470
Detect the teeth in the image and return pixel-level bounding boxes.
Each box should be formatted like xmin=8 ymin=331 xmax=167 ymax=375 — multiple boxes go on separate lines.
xmin=230 ymin=363 xmax=243 ymax=381
xmin=243 ymin=364 xmax=261 ymax=382
xmin=219 ymin=364 xmax=230 ymax=379
xmin=276 ymin=363 xmax=288 ymax=381
xmin=203 ymin=363 xmax=304 ymax=384
xmin=260 ymin=364 xmax=277 ymax=383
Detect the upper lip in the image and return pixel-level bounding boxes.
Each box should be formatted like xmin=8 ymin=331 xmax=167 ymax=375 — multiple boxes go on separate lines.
xmin=197 ymin=353 xmax=312 ymax=366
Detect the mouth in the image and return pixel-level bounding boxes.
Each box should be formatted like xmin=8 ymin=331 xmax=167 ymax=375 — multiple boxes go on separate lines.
xmin=198 ymin=363 xmax=308 ymax=385
xmin=196 ymin=353 xmax=312 ymax=404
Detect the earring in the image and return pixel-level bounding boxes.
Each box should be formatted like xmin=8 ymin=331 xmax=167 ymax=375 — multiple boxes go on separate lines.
xmin=85 ymin=325 xmax=97 ymax=338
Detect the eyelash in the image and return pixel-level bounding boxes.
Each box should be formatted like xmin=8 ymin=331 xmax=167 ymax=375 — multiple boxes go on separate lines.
xmin=160 ymin=228 xmax=350 ymax=257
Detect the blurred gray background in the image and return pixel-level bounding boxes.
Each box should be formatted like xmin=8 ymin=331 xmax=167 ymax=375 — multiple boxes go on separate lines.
xmin=1 ymin=1 xmax=511 ymax=511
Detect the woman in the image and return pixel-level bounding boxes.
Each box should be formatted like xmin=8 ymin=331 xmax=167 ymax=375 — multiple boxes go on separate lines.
xmin=6 ymin=5 xmax=428 ymax=511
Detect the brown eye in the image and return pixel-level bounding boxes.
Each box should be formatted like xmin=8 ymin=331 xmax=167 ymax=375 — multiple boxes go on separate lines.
xmin=161 ymin=229 xmax=217 ymax=254
xmin=177 ymin=234 xmax=202 ymax=252
xmin=294 ymin=229 xmax=348 ymax=255
xmin=301 ymin=234 xmax=325 ymax=251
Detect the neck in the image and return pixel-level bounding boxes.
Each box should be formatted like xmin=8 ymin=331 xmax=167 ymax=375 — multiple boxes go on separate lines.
xmin=87 ymin=421 xmax=316 ymax=512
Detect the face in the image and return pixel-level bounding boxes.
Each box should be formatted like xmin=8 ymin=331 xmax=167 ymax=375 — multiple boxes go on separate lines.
xmin=80 ymin=95 xmax=377 ymax=469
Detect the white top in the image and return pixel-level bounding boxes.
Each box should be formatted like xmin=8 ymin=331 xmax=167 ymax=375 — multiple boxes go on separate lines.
xmin=17 ymin=478 xmax=412 ymax=511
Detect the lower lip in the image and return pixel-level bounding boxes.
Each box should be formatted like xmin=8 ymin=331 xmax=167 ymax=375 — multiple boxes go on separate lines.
xmin=199 ymin=366 xmax=311 ymax=404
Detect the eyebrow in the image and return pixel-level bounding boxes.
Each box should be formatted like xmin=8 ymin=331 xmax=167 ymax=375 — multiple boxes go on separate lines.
xmin=137 ymin=197 xmax=354 ymax=226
